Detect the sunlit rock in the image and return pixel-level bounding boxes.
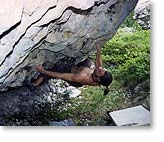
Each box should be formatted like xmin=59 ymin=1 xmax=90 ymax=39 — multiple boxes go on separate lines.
xmin=0 ymin=0 xmax=138 ymax=91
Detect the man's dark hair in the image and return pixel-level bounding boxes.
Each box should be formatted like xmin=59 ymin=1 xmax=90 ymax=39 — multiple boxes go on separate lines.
xmin=99 ymin=71 xmax=113 ymax=95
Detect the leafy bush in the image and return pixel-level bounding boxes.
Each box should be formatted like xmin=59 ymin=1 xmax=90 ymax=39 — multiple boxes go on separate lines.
xmin=102 ymin=24 xmax=150 ymax=93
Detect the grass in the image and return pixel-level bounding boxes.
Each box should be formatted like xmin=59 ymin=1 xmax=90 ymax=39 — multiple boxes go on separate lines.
xmin=52 ymin=84 xmax=133 ymax=126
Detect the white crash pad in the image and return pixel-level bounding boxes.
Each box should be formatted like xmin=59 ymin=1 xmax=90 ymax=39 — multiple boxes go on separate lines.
xmin=109 ymin=105 xmax=150 ymax=126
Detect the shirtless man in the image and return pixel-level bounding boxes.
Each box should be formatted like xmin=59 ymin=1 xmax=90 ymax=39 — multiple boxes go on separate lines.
xmin=34 ymin=42 xmax=113 ymax=95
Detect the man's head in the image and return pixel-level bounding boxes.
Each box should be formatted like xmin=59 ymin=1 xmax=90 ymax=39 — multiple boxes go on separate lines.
xmin=92 ymin=67 xmax=113 ymax=95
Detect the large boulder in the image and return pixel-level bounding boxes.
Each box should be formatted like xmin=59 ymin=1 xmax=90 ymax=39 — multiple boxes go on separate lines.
xmin=0 ymin=79 xmax=80 ymax=125
xmin=0 ymin=0 xmax=138 ymax=91
xmin=0 ymin=0 xmax=138 ymax=125
xmin=134 ymin=0 xmax=150 ymax=30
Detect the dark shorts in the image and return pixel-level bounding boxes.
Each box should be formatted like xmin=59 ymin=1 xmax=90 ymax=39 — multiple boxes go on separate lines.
xmin=39 ymin=58 xmax=92 ymax=87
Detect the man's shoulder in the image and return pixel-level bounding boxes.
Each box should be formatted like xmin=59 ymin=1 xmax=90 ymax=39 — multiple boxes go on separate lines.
xmin=81 ymin=67 xmax=93 ymax=72
xmin=72 ymin=73 xmax=89 ymax=81
xmin=75 ymin=73 xmax=98 ymax=85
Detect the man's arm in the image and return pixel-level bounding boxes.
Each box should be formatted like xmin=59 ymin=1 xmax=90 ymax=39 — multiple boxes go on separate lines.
xmin=35 ymin=65 xmax=83 ymax=83
xmin=95 ymin=42 xmax=102 ymax=67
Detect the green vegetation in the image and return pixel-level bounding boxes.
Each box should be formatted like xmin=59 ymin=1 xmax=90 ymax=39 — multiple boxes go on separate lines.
xmin=50 ymin=86 xmax=131 ymax=126
xmin=52 ymin=13 xmax=150 ymax=126
xmin=102 ymin=27 xmax=150 ymax=94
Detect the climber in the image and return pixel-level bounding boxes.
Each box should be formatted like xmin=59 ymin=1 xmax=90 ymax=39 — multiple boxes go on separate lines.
xmin=32 ymin=42 xmax=113 ymax=95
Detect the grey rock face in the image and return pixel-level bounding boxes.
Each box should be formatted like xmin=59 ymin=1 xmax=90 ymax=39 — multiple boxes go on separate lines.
xmin=0 ymin=0 xmax=138 ymax=91
xmin=0 ymin=0 xmax=138 ymax=125
xmin=134 ymin=0 xmax=150 ymax=30
xmin=0 ymin=79 xmax=77 ymax=125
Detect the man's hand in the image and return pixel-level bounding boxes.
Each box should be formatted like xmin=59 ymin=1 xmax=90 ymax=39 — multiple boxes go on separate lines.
xmin=95 ymin=41 xmax=103 ymax=52
xmin=35 ymin=65 xmax=45 ymax=73
xmin=95 ymin=41 xmax=103 ymax=67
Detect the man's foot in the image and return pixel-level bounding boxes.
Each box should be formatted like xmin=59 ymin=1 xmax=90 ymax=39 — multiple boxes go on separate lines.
xmin=23 ymin=80 xmax=37 ymax=92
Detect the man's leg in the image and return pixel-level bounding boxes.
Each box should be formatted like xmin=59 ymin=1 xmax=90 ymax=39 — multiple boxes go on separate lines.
xmin=24 ymin=76 xmax=44 ymax=91
xmin=32 ymin=76 xmax=44 ymax=87
xmin=77 ymin=58 xmax=92 ymax=68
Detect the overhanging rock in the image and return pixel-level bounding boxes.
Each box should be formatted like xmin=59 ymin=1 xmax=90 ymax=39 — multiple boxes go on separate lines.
xmin=0 ymin=0 xmax=138 ymax=91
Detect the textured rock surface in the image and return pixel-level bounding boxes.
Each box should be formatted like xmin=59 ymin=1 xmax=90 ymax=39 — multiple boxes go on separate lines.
xmin=0 ymin=0 xmax=138 ymax=125
xmin=0 ymin=0 xmax=138 ymax=91
xmin=134 ymin=0 xmax=150 ymax=30
xmin=0 ymin=79 xmax=80 ymax=125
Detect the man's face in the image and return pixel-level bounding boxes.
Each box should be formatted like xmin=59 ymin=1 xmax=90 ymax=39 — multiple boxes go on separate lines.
xmin=93 ymin=67 xmax=106 ymax=77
